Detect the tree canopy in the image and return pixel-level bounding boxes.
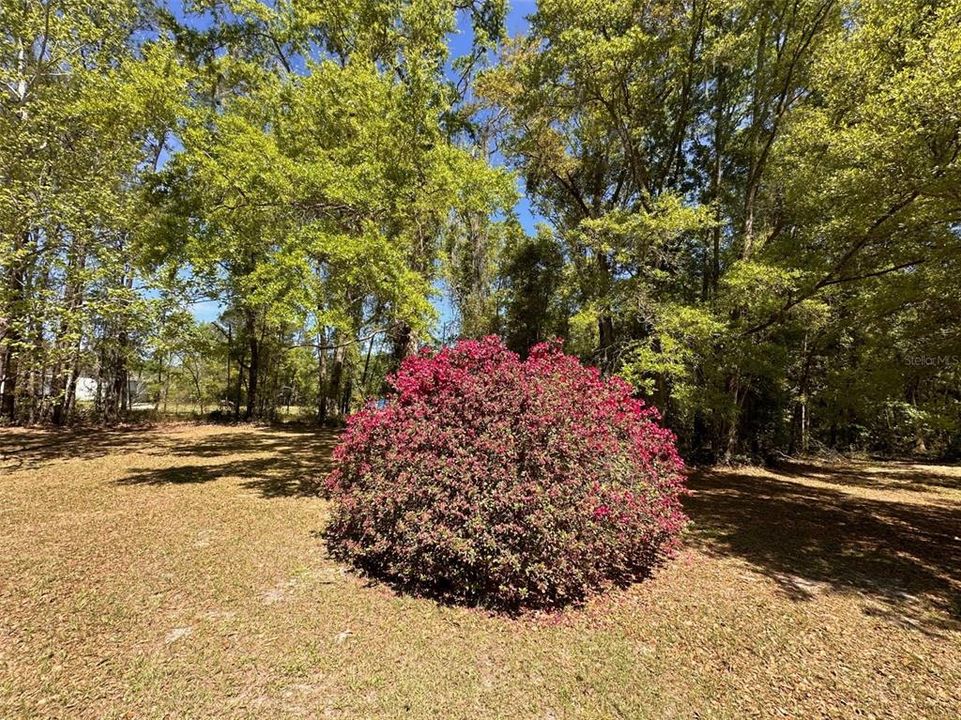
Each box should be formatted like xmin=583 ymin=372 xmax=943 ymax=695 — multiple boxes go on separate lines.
xmin=479 ymin=0 xmax=961 ymax=459
xmin=2 ymin=0 xmax=959 ymax=460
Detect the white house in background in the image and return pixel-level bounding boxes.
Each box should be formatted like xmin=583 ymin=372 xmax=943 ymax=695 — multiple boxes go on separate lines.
xmin=75 ymin=376 xmax=99 ymax=402
xmin=73 ymin=376 xmax=149 ymax=404
xmin=0 ymin=374 xmax=149 ymax=405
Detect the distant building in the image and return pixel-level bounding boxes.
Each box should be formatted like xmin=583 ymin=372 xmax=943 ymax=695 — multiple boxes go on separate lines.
xmin=73 ymin=376 xmax=148 ymax=404
xmin=74 ymin=376 xmax=98 ymax=402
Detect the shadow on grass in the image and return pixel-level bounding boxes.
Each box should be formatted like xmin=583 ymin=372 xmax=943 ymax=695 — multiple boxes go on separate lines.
xmin=322 ymin=461 xmax=961 ymax=622
xmin=0 ymin=426 xmax=159 ymax=469
xmin=117 ymin=464 xmax=224 ymax=485
xmin=772 ymin=459 xmax=961 ymax=492
xmin=13 ymin=423 xmax=958 ymax=629
xmin=1 ymin=423 xmax=337 ymax=470
xmin=314 ymin=522 xmax=651 ymax=617
xmin=686 ymin=468 xmax=961 ymax=634
xmin=111 ymin=427 xmax=338 ymax=499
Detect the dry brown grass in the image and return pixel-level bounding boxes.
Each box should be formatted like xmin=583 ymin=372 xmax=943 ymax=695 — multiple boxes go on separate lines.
xmin=1 ymin=424 xmax=959 ymax=719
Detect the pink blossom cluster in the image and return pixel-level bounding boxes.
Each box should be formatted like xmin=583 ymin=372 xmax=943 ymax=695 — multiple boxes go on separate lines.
xmin=324 ymin=336 xmax=687 ymax=610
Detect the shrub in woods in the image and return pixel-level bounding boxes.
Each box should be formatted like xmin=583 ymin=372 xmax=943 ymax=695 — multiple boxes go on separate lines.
xmin=324 ymin=336 xmax=687 ymax=610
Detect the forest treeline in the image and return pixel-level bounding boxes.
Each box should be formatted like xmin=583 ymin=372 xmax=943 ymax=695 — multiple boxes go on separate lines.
xmin=2 ymin=0 xmax=960 ymax=461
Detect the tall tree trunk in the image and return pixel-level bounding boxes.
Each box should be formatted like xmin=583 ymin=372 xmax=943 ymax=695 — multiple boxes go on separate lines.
xmin=0 ymin=237 xmax=26 ymax=421
xmin=105 ymin=276 xmax=132 ymax=424
xmin=327 ymin=338 xmax=345 ymax=421
xmin=112 ymin=333 xmax=128 ymax=421
xmin=360 ymin=333 xmax=375 ymax=390
xmin=722 ymin=374 xmax=742 ymax=463
xmin=388 ymin=322 xmax=414 ymax=378
xmin=26 ymin=302 xmax=44 ymax=424
xmin=234 ymin=346 xmax=244 ymax=421
xmin=710 ymin=61 xmax=726 ymax=294
xmin=96 ymin=343 xmax=108 ymax=418
xmin=595 ymin=253 xmax=615 ymax=370
xmin=1 ymin=328 xmax=20 ymax=420
xmin=52 ymin=245 xmax=87 ymax=425
xmin=63 ymin=342 xmax=81 ymax=423
xmin=316 ymin=331 xmax=328 ymax=425
xmin=340 ymin=372 xmax=353 ymax=417
xmin=244 ymin=310 xmax=259 ymax=420
xmin=224 ymin=323 xmax=232 ymax=411
xmin=789 ymin=334 xmax=815 ymax=455
xmin=50 ymin=358 xmax=66 ymax=425
xmin=2 ymin=25 xmax=31 ymax=421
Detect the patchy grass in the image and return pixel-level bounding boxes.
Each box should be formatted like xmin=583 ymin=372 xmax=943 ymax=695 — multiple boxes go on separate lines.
xmin=1 ymin=425 xmax=959 ymax=719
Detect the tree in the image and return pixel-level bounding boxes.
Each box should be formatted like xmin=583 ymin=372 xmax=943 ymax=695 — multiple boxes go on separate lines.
xmin=0 ymin=0 xmax=186 ymax=424
xmin=145 ymin=0 xmax=514 ymax=421
xmin=482 ymin=0 xmax=961 ymax=459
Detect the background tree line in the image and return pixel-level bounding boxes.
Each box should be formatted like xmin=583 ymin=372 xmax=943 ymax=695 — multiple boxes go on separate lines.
xmin=2 ymin=0 xmax=960 ymax=461
xmin=1 ymin=0 xmax=514 ymax=425
xmin=467 ymin=0 xmax=961 ymax=460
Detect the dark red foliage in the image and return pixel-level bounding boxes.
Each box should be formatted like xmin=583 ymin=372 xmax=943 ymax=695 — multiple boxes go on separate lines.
xmin=324 ymin=336 xmax=687 ymax=610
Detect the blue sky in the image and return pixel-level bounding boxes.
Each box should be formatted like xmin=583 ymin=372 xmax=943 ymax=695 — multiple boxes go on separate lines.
xmin=189 ymin=2 xmax=540 ymax=330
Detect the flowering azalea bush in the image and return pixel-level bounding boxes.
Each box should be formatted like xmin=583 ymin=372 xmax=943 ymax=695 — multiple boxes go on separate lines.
xmin=324 ymin=336 xmax=687 ymax=610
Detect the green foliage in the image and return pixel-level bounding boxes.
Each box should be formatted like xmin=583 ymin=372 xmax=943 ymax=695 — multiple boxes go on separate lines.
xmin=1 ymin=0 xmax=512 ymax=425
xmin=2 ymin=0 xmax=959 ymax=459
xmin=1 ymin=0 xmax=189 ymax=423
xmin=481 ymin=0 xmax=961 ymax=460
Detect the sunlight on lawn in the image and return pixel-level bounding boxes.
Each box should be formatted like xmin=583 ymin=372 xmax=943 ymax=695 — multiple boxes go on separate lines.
xmin=1 ymin=425 xmax=959 ymax=719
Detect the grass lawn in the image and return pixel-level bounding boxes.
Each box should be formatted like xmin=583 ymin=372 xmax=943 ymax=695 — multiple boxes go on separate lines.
xmin=1 ymin=424 xmax=959 ymax=718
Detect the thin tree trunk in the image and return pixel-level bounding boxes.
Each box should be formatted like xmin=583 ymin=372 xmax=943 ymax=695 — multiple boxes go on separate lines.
xmin=722 ymin=374 xmax=742 ymax=463
xmin=51 ymin=243 xmax=86 ymax=425
xmin=789 ymin=334 xmax=815 ymax=455
xmin=327 ymin=338 xmax=345 ymax=421
xmin=388 ymin=322 xmax=414 ymax=377
xmin=360 ymin=333 xmax=375 ymax=390
xmin=2 ymin=23 xmax=31 ymax=422
xmin=234 ymin=346 xmax=244 ymax=421
xmin=244 ymin=310 xmax=259 ymax=420
xmin=596 ymin=253 xmax=615 ymax=370
xmin=317 ymin=331 xmax=328 ymax=425
xmin=63 ymin=344 xmax=80 ymax=422
xmin=225 ymin=323 xmax=232 ymax=411
xmin=711 ymin=61 xmax=726 ymax=293
xmin=0 ymin=240 xmax=25 ymax=421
